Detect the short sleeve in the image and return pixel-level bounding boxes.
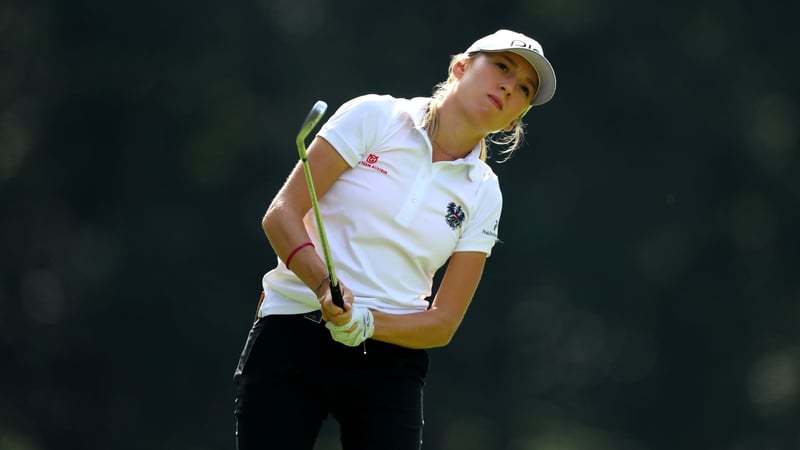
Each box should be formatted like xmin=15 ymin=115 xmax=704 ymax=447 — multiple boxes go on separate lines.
xmin=317 ymin=94 xmax=397 ymax=167
xmin=455 ymin=171 xmax=503 ymax=257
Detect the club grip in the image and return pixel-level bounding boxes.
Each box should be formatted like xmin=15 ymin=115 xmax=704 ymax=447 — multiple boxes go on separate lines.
xmin=330 ymin=281 xmax=345 ymax=309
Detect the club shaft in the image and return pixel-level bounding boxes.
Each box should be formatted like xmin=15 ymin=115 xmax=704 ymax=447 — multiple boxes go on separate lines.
xmin=298 ymin=154 xmax=344 ymax=309
xmin=295 ymin=101 xmax=344 ymax=309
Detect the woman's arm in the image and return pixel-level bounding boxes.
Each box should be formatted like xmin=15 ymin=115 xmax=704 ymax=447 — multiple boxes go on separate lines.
xmin=370 ymin=251 xmax=488 ymax=349
xmin=262 ymin=136 xmax=352 ymax=303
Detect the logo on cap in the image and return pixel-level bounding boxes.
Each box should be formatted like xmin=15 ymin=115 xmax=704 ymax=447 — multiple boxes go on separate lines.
xmin=510 ymin=39 xmax=540 ymax=54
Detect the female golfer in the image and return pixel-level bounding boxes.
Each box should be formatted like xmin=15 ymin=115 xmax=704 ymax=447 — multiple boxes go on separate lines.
xmin=234 ymin=28 xmax=557 ymax=450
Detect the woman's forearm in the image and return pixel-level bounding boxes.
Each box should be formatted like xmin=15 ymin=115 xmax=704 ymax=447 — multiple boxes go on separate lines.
xmin=370 ymin=307 xmax=463 ymax=349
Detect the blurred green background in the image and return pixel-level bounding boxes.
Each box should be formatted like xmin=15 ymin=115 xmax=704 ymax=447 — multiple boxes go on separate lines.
xmin=2 ymin=0 xmax=798 ymax=449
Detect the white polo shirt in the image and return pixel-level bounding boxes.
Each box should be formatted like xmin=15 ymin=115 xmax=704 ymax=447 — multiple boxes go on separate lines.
xmin=259 ymin=94 xmax=502 ymax=317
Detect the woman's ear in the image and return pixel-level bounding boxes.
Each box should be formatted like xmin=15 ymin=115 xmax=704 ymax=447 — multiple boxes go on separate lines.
xmin=454 ymin=59 xmax=467 ymax=78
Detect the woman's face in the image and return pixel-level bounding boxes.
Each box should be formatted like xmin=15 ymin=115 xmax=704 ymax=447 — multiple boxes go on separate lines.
xmin=454 ymin=51 xmax=540 ymax=132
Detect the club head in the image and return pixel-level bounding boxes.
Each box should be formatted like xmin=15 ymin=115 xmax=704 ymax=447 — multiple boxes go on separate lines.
xmin=296 ymin=101 xmax=328 ymax=153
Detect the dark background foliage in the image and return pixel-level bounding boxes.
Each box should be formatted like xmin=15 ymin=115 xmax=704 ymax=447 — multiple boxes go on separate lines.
xmin=2 ymin=0 xmax=798 ymax=449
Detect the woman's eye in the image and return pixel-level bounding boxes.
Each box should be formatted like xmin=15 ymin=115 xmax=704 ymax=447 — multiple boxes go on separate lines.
xmin=521 ymin=86 xmax=530 ymax=96
xmin=496 ymin=62 xmax=508 ymax=72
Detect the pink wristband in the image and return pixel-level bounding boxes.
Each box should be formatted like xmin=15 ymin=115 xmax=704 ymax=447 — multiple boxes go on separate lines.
xmin=285 ymin=242 xmax=314 ymax=269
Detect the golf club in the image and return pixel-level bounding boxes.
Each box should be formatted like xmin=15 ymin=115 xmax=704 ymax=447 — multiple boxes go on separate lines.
xmin=295 ymin=100 xmax=345 ymax=309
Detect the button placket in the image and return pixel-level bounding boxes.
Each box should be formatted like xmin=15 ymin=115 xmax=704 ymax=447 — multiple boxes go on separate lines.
xmin=394 ymin=164 xmax=432 ymax=226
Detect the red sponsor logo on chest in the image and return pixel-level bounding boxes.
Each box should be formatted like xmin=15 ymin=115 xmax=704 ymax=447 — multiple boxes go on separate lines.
xmin=359 ymin=153 xmax=388 ymax=175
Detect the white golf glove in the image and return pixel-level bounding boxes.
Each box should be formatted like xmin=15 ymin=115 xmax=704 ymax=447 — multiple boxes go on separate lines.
xmin=325 ymin=304 xmax=374 ymax=347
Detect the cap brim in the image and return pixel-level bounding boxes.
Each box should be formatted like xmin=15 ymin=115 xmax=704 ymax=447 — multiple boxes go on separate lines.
xmin=508 ymin=49 xmax=556 ymax=107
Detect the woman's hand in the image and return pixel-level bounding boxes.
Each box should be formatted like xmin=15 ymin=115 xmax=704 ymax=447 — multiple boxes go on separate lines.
xmin=318 ymin=280 xmax=354 ymax=326
xmin=326 ymin=305 xmax=374 ymax=347
xmin=318 ymin=280 xmax=374 ymax=347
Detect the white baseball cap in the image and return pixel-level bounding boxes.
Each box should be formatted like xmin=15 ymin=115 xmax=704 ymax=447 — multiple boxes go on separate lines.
xmin=465 ymin=29 xmax=557 ymax=107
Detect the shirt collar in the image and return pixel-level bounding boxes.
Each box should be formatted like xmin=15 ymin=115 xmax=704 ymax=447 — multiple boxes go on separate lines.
xmin=404 ymin=97 xmax=485 ymax=182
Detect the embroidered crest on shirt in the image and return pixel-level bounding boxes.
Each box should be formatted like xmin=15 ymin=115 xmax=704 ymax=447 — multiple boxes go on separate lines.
xmin=358 ymin=153 xmax=388 ymax=175
xmin=444 ymin=202 xmax=466 ymax=230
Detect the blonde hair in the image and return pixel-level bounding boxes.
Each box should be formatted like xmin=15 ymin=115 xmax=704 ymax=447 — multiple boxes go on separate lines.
xmin=421 ymin=52 xmax=528 ymax=163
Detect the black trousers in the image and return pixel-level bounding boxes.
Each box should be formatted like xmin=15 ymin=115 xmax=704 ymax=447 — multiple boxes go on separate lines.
xmin=233 ymin=313 xmax=429 ymax=450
